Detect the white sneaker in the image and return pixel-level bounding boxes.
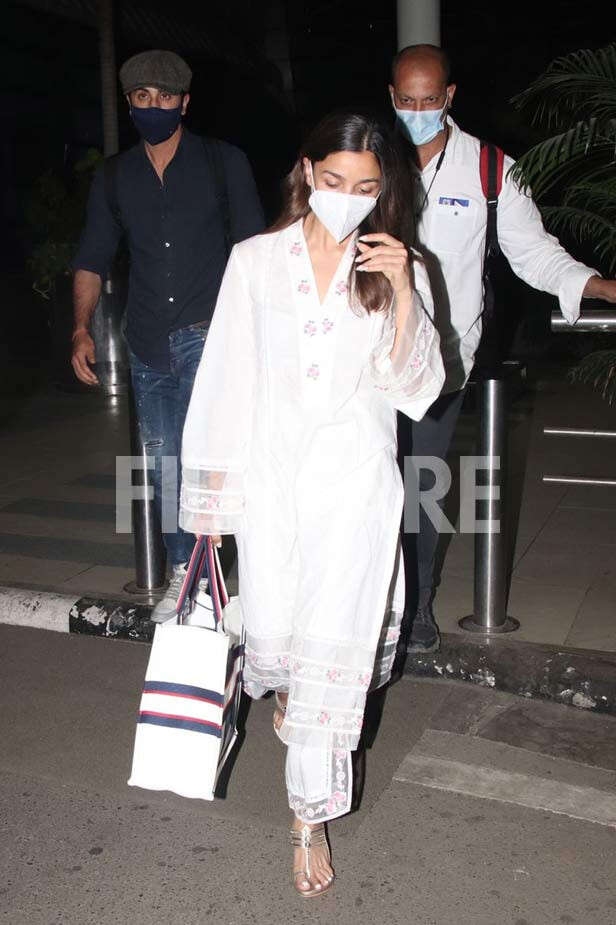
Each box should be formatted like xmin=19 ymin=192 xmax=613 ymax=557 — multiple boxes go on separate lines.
xmin=151 ymin=564 xmax=188 ymax=623
xmin=150 ymin=564 xmax=209 ymax=624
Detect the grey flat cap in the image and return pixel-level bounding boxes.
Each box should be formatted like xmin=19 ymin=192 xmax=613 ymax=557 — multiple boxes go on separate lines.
xmin=119 ymin=50 xmax=192 ymax=95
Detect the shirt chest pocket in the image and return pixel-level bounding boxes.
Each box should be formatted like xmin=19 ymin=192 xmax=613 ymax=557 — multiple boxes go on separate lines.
xmin=431 ymin=194 xmax=480 ymax=255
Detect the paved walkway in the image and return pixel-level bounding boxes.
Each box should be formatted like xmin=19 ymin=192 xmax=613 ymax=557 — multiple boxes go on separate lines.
xmin=1 ymin=361 xmax=615 ymax=651
xmin=2 ymin=623 xmax=616 ymax=925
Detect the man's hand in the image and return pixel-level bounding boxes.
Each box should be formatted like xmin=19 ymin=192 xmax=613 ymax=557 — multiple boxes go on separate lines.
xmin=71 ymin=330 xmax=99 ymax=386
xmin=582 ymin=276 xmax=616 ymax=303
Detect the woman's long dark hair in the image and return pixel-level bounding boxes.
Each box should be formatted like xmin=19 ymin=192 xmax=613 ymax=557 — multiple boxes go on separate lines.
xmin=270 ymin=110 xmax=416 ymax=313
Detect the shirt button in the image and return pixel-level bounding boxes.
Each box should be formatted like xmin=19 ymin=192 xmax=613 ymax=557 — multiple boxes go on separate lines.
xmin=168 ymin=297 xmax=174 ymax=303
xmin=164 ymin=242 xmax=171 ymax=248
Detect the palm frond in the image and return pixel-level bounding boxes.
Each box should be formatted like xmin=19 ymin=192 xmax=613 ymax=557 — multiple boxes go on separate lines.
xmin=569 ymin=350 xmax=616 ymax=404
xmin=509 ymin=136 xmax=616 ymax=197
xmin=512 ymin=44 xmax=616 ymax=128
xmin=539 ymin=204 xmax=616 ymax=274
xmin=563 ymin=182 xmax=616 ymax=217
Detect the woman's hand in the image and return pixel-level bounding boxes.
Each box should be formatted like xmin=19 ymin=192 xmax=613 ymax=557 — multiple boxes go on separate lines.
xmin=355 ymin=233 xmax=411 ymax=294
xmin=209 ymin=535 xmax=222 ymax=548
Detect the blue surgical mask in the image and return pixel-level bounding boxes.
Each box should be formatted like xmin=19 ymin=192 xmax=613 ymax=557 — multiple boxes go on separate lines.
xmin=394 ymin=97 xmax=449 ymax=146
xmin=130 ymin=104 xmax=183 ymax=145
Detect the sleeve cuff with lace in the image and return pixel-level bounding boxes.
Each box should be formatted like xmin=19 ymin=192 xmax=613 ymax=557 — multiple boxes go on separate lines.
xmin=179 ymin=466 xmax=245 ymax=536
xmin=369 ymin=291 xmax=445 ymax=421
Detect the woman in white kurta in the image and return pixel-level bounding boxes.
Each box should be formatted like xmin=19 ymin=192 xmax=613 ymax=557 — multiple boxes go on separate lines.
xmin=180 ymin=112 xmax=444 ymax=897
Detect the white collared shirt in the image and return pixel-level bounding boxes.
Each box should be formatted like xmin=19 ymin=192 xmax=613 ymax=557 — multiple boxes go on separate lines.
xmin=415 ymin=118 xmax=597 ymax=391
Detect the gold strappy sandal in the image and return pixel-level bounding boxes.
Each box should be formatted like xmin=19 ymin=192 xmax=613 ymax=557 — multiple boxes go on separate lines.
xmin=290 ymin=822 xmax=335 ymax=897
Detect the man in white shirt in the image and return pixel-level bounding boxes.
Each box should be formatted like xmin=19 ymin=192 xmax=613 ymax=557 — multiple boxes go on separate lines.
xmin=390 ymin=44 xmax=616 ymax=653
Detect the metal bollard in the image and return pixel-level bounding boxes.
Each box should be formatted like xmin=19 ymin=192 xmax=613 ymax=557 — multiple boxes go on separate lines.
xmin=459 ymin=372 xmax=520 ymax=635
xmin=123 ymin=381 xmax=167 ymax=601
xmin=91 ymin=275 xmax=129 ymax=397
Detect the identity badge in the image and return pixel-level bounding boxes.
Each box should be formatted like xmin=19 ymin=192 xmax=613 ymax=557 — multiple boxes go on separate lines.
xmin=438 ymin=196 xmax=470 ymax=207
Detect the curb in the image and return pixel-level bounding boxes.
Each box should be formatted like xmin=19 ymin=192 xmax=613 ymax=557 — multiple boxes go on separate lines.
xmin=401 ymin=632 xmax=616 ymax=717
xmin=0 ymin=586 xmax=154 ymax=642
xmin=2 ymin=586 xmax=616 ymax=717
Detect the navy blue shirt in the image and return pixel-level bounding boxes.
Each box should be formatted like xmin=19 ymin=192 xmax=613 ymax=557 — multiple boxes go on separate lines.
xmin=73 ymin=129 xmax=265 ymax=371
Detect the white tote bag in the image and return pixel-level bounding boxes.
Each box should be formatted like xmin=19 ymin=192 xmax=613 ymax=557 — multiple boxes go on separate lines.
xmin=127 ymin=536 xmax=245 ymax=800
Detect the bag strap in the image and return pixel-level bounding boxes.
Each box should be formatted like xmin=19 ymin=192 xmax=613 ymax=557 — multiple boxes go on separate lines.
xmin=479 ymin=140 xmax=504 ymax=261
xmin=205 ymin=539 xmax=224 ymax=628
xmin=202 ymin=138 xmax=232 ymax=259
xmin=174 ymin=536 xmax=230 ymax=629
xmin=475 ymin=142 xmax=505 ymax=369
xmin=103 ymin=153 xmax=123 ymax=228
xmin=213 ymin=546 xmax=230 ymax=608
xmin=175 ymin=535 xmax=207 ymax=622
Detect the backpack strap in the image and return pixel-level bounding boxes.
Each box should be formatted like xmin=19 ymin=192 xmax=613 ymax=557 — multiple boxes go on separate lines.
xmin=475 ymin=141 xmax=505 ymax=370
xmin=103 ymin=153 xmax=122 ymax=228
xmin=479 ymin=141 xmax=504 ymax=260
xmin=202 ymin=138 xmax=232 ymax=259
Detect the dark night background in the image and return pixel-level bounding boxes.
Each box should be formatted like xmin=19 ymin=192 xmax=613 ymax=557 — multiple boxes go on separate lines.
xmin=1 ymin=0 xmax=614 ymax=388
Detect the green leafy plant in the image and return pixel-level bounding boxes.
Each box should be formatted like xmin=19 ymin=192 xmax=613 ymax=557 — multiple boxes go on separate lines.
xmin=569 ymin=350 xmax=616 ymax=404
xmin=510 ymin=43 xmax=616 ymax=275
xmin=511 ymin=44 xmax=616 ymax=404
xmin=25 ymin=148 xmax=102 ymax=299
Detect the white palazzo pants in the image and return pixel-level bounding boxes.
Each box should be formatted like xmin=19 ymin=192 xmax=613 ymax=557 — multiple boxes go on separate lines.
xmin=237 ymin=439 xmax=405 ymax=823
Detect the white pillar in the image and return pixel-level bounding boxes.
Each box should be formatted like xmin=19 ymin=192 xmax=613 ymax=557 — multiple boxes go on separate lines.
xmin=397 ymin=0 xmax=441 ymax=50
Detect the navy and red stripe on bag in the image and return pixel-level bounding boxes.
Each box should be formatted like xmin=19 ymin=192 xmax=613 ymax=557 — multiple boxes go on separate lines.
xmin=128 ymin=536 xmax=245 ymax=800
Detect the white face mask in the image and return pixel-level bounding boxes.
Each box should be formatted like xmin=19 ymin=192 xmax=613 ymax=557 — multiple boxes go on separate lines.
xmin=307 ymin=163 xmax=379 ymax=243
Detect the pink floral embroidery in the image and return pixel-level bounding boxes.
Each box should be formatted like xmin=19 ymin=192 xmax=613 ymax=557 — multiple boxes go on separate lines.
xmin=288 ymin=751 xmax=349 ymax=821
xmin=335 ymin=280 xmax=348 ymax=295
xmin=289 ymin=241 xmax=302 ymax=256
xmin=326 ymin=667 xmax=341 ymax=682
xmin=307 ymin=364 xmax=320 ymax=380
xmin=304 ymin=320 xmax=317 ymax=337
xmin=325 ymin=788 xmax=348 ymax=813
xmin=357 ymin=672 xmax=372 ymax=687
xmin=298 ymin=279 xmax=311 ymax=294
xmin=322 ymin=318 xmax=334 ymax=334
xmin=278 ymin=655 xmax=289 ymax=669
xmin=318 ymin=712 xmax=330 ymax=725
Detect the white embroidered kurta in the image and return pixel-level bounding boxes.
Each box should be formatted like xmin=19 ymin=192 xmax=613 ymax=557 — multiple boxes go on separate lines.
xmin=180 ymin=219 xmax=444 ymax=818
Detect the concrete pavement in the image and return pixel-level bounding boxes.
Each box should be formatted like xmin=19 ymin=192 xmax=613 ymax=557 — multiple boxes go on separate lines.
xmin=2 ymin=623 xmax=616 ymax=925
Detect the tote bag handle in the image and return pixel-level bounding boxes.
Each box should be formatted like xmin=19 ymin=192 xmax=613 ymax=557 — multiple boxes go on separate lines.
xmin=175 ymin=536 xmax=229 ymax=628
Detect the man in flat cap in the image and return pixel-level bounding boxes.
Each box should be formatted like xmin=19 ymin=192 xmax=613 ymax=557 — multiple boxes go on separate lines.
xmin=72 ymin=50 xmax=265 ymax=619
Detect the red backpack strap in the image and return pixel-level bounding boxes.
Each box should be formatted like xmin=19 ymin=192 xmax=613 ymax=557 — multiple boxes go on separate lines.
xmin=479 ymin=141 xmax=504 ymax=201
xmin=480 ymin=141 xmax=504 ymax=261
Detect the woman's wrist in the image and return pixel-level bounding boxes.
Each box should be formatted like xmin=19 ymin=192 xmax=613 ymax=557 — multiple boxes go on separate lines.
xmin=392 ymin=284 xmax=414 ymax=314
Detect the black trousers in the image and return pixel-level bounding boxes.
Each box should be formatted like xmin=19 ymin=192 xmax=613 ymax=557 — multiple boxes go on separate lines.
xmin=396 ymin=387 xmax=467 ymax=615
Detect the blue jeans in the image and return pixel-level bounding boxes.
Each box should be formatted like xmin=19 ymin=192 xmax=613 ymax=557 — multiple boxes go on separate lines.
xmin=129 ymin=325 xmax=207 ymax=569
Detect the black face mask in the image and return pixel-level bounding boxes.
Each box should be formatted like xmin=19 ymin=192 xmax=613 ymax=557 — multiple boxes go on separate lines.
xmin=130 ymin=104 xmax=182 ymax=145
